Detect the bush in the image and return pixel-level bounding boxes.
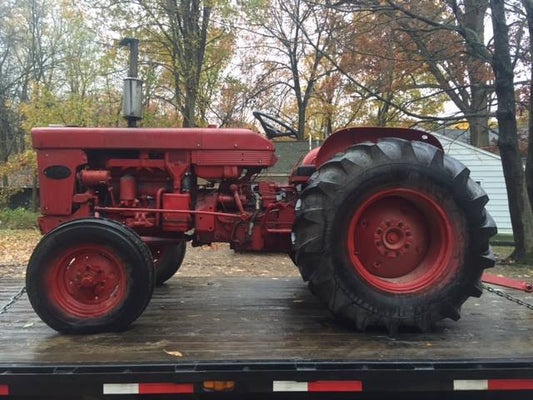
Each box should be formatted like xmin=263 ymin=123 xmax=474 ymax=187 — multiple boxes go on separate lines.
xmin=0 ymin=208 xmax=39 ymax=229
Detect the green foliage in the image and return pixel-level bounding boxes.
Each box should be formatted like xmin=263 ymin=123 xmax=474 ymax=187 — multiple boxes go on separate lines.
xmin=88 ymin=0 xmax=235 ymax=127
xmin=0 ymin=150 xmax=37 ymax=207
xmin=19 ymin=83 xmax=122 ymax=129
xmin=491 ymin=234 xmax=515 ymax=246
xmin=0 ymin=208 xmax=39 ymax=229
xmin=0 ymin=188 xmax=21 ymax=209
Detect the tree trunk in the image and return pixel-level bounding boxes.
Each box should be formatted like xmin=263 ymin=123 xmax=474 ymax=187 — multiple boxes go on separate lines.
xmin=490 ymin=0 xmax=533 ymax=261
xmin=468 ymin=115 xmax=490 ymax=147
xmin=324 ymin=112 xmax=333 ymax=138
xmin=297 ymin=100 xmax=306 ymax=141
xmin=464 ymin=0 xmax=491 ymax=147
xmin=523 ymin=0 xmax=533 ymax=209
xmin=183 ymin=85 xmax=197 ymax=128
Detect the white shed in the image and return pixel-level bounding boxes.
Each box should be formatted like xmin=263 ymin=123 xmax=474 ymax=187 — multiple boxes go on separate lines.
xmin=267 ymin=134 xmax=513 ymax=235
xmin=433 ymin=133 xmax=512 ymax=235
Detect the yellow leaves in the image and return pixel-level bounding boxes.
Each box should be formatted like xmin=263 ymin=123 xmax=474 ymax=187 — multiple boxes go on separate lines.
xmin=453 ymin=121 xmax=470 ymax=130
xmin=0 ymin=151 xmax=38 ymax=206
xmin=164 ymin=349 xmax=183 ymax=357
xmin=0 ymin=151 xmax=36 ymax=177
xmin=0 ymin=230 xmax=41 ymax=278
xmin=19 ymin=84 xmax=62 ymax=131
xmin=19 ymin=82 xmax=124 ymax=130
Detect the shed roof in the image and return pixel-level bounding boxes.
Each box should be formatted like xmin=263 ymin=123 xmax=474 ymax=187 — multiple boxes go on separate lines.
xmin=266 ymin=141 xmax=321 ymax=175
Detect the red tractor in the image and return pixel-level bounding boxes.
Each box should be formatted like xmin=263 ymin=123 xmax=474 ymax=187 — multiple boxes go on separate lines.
xmin=26 ymin=111 xmax=497 ymax=334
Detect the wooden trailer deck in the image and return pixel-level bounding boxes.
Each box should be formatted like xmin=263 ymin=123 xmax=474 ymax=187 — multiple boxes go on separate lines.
xmin=1 ymin=276 xmax=533 ymax=364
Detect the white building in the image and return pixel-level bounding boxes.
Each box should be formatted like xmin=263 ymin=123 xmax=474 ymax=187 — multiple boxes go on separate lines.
xmin=434 ymin=133 xmax=512 ymax=235
xmin=267 ymin=134 xmax=513 ymax=235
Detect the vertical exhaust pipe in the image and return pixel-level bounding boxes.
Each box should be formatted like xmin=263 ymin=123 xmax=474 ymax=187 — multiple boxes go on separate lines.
xmin=119 ymin=38 xmax=143 ymax=128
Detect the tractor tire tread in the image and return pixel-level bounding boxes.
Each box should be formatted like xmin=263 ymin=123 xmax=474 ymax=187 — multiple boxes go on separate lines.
xmin=293 ymin=138 xmax=497 ymax=333
xmin=26 ymin=218 xmax=155 ymax=334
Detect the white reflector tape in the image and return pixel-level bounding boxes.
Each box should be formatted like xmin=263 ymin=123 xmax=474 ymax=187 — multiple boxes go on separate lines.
xmin=103 ymin=383 xmax=139 ymax=394
xmin=454 ymin=380 xmax=489 ymax=391
xmin=273 ymin=381 xmax=308 ymax=392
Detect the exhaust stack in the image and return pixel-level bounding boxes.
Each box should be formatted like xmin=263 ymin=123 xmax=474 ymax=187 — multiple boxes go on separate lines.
xmin=119 ymin=38 xmax=143 ymax=127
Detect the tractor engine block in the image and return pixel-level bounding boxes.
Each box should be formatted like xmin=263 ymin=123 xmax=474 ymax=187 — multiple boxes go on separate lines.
xmin=34 ymin=131 xmax=295 ymax=253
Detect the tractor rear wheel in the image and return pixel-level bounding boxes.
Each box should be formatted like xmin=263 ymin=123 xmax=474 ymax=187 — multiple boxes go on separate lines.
xmin=151 ymin=242 xmax=187 ymax=285
xmin=26 ymin=219 xmax=155 ymax=334
xmin=293 ymin=138 xmax=497 ymax=333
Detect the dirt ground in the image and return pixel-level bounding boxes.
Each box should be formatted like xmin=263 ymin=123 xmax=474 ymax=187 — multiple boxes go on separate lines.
xmin=0 ymin=229 xmax=297 ymax=279
xmin=1 ymin=229 xmax=531 ymax=281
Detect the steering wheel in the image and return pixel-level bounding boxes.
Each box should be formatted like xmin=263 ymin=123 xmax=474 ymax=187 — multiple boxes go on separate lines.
xmin=253 ymin=111 xmax=298 ymax=140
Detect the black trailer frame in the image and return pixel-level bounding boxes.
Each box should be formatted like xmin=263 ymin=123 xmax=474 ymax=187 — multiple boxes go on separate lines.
xmin=2 ymin=277 xmax=533 ymax=399
xmin=3 ymin=359 xmax=533 ymax=398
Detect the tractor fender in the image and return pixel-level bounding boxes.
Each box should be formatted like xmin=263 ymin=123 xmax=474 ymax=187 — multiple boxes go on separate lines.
xmin=312 ymin=127 xmax=443 ymax=168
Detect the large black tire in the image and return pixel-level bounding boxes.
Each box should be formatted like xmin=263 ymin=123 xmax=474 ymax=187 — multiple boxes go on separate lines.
xmin=151 ymin=242 xmax=187 ymax=285
xmin=26 ymin=218 xmax=155 ymax=334
xmin=293 ymin=138 xmax=497 ymax=333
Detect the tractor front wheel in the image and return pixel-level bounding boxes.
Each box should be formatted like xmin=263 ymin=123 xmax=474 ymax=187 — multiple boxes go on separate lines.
xmin=293 ymin=138 xmax=497 ymax=333
xmin=151 ymin=242 xmax=187 ymax=285
xmin=26 ymin=219 xmax=155 ymax=334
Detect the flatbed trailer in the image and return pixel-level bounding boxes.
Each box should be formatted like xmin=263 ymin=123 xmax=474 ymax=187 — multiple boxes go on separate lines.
xmin=2 ymin=276 xmax=533 ymax=399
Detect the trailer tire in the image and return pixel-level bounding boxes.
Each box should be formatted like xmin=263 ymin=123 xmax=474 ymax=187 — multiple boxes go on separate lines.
xmin=151 ymin=242 xmax=187 ymax=285
xmin=293 ymin=138 xmax=497 ymax=333
xmin=26 ymin=218 xmax=155 ymax=334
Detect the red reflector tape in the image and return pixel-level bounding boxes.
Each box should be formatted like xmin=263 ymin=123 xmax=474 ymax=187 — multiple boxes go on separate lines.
xmin=308 ymin=380 xmax=363 ymax=392
xmin=139 ymin=383 xmax=194 ymax=394
xmin=489 ymin=379 xmax=533 ymax=391
xmin=273 ymin=380 xmax=362 ymax=392
xmin=103 ymin=382 xmax=194 ymax=395
xmin=0 ymin=385 xmax=8 ymax=395
xmin=454 ymin=379 xmax=533 ymax=391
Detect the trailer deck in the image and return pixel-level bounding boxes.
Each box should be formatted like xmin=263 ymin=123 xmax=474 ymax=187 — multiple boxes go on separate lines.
xmin=2 ymin=276 xmax=533 ymax=398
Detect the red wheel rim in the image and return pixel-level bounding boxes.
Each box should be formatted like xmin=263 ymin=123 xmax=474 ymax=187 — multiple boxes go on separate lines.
xmin=347 ymin=188 xmax=455 ymax=294
xmin=48 ymin=245 xmax=127 ymax=318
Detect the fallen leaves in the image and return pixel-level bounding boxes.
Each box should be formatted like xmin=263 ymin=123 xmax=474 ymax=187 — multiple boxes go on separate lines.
xmin=0 ymin=229 xmax=41 ymax=278
xmin=0 ymin=230 xmax=300 ymax=279
xmin=2 ymin=230 xmax=527 ymax=282
xmin=164 ymin=349 xmax=183 ymax=357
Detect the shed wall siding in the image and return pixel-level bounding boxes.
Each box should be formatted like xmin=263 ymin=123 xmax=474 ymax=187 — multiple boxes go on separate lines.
xmin=435 ymin=134 xmax=512 ymax=235
xmin=267 ymin=137 xmax=513 ymax=235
